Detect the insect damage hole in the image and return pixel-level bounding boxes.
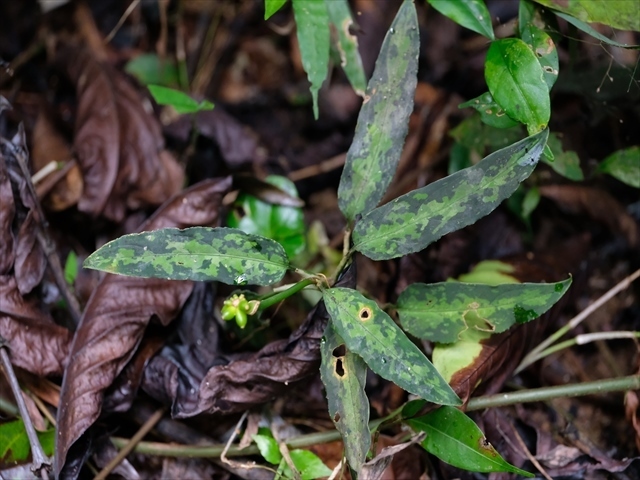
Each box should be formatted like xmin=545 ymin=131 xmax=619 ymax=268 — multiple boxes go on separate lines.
xmin=358 ymin=306 xmax=372 ymax=321
xmin=335 ymin=358 xmax=345 ymax=377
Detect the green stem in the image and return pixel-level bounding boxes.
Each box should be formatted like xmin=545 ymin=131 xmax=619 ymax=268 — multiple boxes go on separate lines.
xmin=110 ymin=375 xmax=640 ymax=459
xmin=258 ymin=278 xmax=316 ymax=311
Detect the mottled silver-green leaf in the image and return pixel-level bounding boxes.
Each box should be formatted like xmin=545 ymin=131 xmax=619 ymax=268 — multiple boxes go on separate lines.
xmin=459 ymin=92 xmax=519 ymax=129
xmin=325 ymin=0 xmax=367 ymax=96
xmin=323 ymin=287 xmax=461 ymax=406
xmin=407 ymin=407 xmax=534 ymax=476
xmin=320 ymin=323 xmax=370 ymax=473
xmin=353 ymin=129 xmax=549 ymax=260
xmin=485 ymin=38 xmax=550 ymax=133
xmin=338 ymin=0 xmax=419 ymax=222
xmin=427 ymin=0 xmax=495 ymax=40
xmin=84 ymin=227 xmax=290 ymax=286
xmin=292 ymin=0 xmax=330 ymax=119
xmin=397 ymin=278 xmax=571 ymax=343
xmin=598 ymin=146 xmax=640 ymax=188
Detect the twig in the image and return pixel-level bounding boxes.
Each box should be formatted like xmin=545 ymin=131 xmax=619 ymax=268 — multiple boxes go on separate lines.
xmin=0 ymin=338 xmax=50 ymax=478
xmin=104 ymin=0 xmax=141 ymax=44
xmin=530 ymin=331 xmax=640 ymax=364
xmin=1 ymin=128 xmax=82 ymax=326
xmin=516 ymin=268 xmax=640 ymax=374
xmin=93 ymin=407 xmax=165 ymax=480
xmin=497 ymin=418 xmax=552 ymax=480
xmin=288 ymin=153 xmax=346 ymax=182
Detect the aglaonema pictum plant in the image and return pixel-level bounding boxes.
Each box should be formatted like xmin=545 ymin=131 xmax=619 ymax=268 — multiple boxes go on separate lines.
xmin=84 ymin=0 xmax=599 ymax=477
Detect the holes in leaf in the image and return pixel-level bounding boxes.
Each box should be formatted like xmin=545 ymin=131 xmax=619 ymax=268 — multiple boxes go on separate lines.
xmin=333 ymin=413 xmax=341 ymax=422
xmin=358 ymin=306 xmax=372 ymax=321
xmin=233 ymin=205 xmax=246 ymax=219
xmin=332 ymin=345 xmax=346 ymax=358
xmin=335 ymin=358 xmax=345 ymax=377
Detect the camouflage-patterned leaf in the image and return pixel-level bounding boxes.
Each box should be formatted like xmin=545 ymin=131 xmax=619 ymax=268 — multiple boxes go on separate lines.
xmin=320 ymin=323 xmax=370 ymax=473
xmin=292 ymin=0 xmax=330 ymax=119
xmin=427 ymin=0 xmax=495 ymax=40
xmin=396 ymin=278 xmax=571 ymax=343
xmin=84 ymin=227 xmax=290 ymax=286
xmin=352 ymin=129 xmax=549 ymax=260
xmin=407 ymin=407 xmax=534 ymax=476
xmin=533 ymin=0 xmax=640 ymax=33
xmin=338 ymin=0 xmax=419 ymax=222
xmin=459 ymin=92 xmax=519 ymax=129
xmin=325 ymin=0 xmax=367 ymax=96
xmin=322 ymin=287 xmax=461 ymax=406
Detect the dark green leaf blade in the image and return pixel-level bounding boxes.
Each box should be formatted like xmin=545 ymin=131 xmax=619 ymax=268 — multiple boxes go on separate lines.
xmin=428 ymin=0 xmax=495 ymax=40
xmin=323 ymin=287 xmax=461 ymax=406
xmin=83 ymin=227 xmax=290 ymax=286
xmin=407 ymin=407 xmax=534 ymax=476
xmin=292 ymin=0 xmax=330 ymax=119
xmin=353 ymin=129 xmax=549 ymax=260
xmin=459 ymin=92 xmax=519 ymax=129
xmin=325 ymin=0 xmax=367 ymax=95
xmin=397 ymin=278 xmax=571 ymax=343
xmin=485 ymin=38 xmax=550 ymax=132
xmin=533 ymin=0 xmax=640 ymax=33
xmin=265 ymin=0 xmax=287 ymax=20
xmin=544 ymin=133 xmax=584 ymax=181
xmin=147 ymin=85 xmax=214 ymax=114
xmin=550 ymin=11 xmax=640 ymax=49
xmin=598 ymin=146 xmax=640 ymax=188
xmin=288 ymin=449 xmax=333 ymax=480
xmin=338 ymin=0 xmax=419 ymax=222
xmin=520 ymin=23 xmax=558 ymax=90
xmin=320 ymin=323 xmax=371 ymax=473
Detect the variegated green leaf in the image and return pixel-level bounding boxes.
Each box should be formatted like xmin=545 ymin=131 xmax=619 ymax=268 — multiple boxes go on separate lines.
xmin=292 ymin=0 xmax=330 ymax=119
xmin=533 ymin=0 xmax=640 ymax=33
xmin=407 ymin=407 xmax=534 ymax=476
xmin=84 ymin=227 xmax=290 ymax=286
xmin=427 ymin=0 xmax=495 ymax=40
xmin=397 ymin=278 xmax=571 ymax=343
xmin=325 ymin=0 xmax=367 ymax=96
xmin=323 ymin=287 xmax=461 ymax=406
xmin=352 ymin=129 xmax=549 ymax=260
xmin=320 ymin=323 xmax=370 ymax=473
xmin=520 ymin=21 xmax=558 ymax=90
xmin=485 ymin=38 xmax=550 ymax=133
xmin=338 ymin=0 xmax=419 ymax=222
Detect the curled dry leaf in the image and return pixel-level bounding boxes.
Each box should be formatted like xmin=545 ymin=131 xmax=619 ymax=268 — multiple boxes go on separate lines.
xmin=62 ymin=46 xmax=184 ymax=221
xmin=54 ymin=177 xmax=231 ymax=478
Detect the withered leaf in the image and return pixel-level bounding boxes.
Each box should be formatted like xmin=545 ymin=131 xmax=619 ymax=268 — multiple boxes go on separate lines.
xmin=54 ymin=178 xmax=231 ymax=478
xmin=0 ymin=154 xmax=15 ymax=273
xmin=63 ymin=46 xmax=184 ymax=221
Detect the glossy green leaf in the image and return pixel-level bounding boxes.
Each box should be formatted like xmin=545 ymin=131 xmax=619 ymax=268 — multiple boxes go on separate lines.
xmin=396 ymin=278 xmax=571 ymax=343
xmin=544 ymin=133 xmax=584 ymax=181
xmin=534 ymin=0 xmax=640 ymax=33
xmin=0 ymin=419 xmax=55 ymax=463
xmin=227 ymin=175 xmax=306 ymax=259
xmin=485 ymin=38 xmax=550 ymax=133
xmin=125 ymin=54 xmax=179 ymax=87
xmin=64 ymin=251 xmax=78 ymax=285
xmin=598 ymin=146 xmax=640 ymax=188
xmin=320 ymin=323 xmax=370 ymax=473
xmin=338 ymin=0 xmax=419 ymax=222
xmin=265 ymin=0 xmax=287 ymax=19
xmin=352 ymin=129 xmax=549 ymax=260
xmin=147 ymin=85 xmax=213 ymax=114
xmin=325 ymin=0 xmax=367 ymax=95
xmin=253 ymin=431 xmax=282 ymax=464
xmin=428 ymin=0 xmax=495 ymax=40
xmin=292 ymin=0 xmax=330 ymax=119
xmin=84 ymin=227 xmax=290 ymax=286
xmin=407 ymin=407 xmax=534 ymax=476
xmin=520 ymin=23 xmax=558 ymax=90
xmin=323 ymin=287 xmax=461 ymax=406
xmin=459 ymin=92 xmax=519 ymax=129
xmin=288 ymin=449 xmax=333 ymax=480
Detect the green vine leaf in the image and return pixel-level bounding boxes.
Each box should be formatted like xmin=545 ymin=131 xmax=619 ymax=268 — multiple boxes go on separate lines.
xmin=323 ymin=287 xmax=461 ymax=406
xmin=320 ymin=323 xmax=370 ymax=473
xmin=264 ymin=0 xmax=287 ymax=20
xmin=396 ymin=278 xmax=571 ymax=343
xmin=485 ymin=38 xmax=550 ymax=133
xmin=407 ymin=407 xmax=534 ymax=476
xmin=338 ymin=0 xmax=419 ymax=222
xmin=427 ymin=0 xmax=495 ymax=40
xmin=147 ymin=85 xmax=214 ymax=114
xmin=292 ymin=0 xmax=330 ymax=119
xmin=84 ymin=227 xmax=290 ymax=286
xmin=352 ymin=129 xmax=549 ymax=261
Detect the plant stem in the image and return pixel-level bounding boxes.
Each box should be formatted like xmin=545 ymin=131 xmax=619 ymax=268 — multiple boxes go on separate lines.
xmin=110 ymin=375 xmax=640 ymax=459
xmin=258 ymin=278 xmax=316 ymax=311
